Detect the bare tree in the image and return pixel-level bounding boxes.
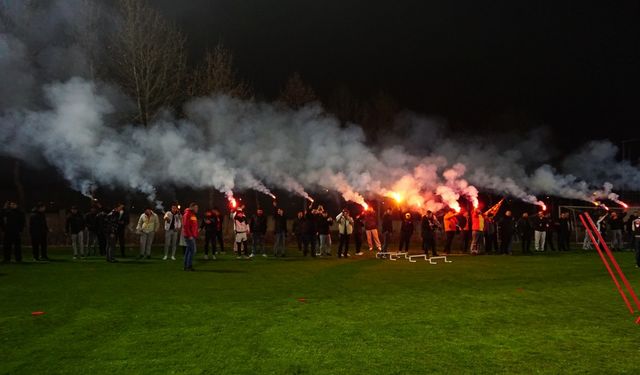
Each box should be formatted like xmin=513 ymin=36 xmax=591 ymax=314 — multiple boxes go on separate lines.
xmin=190 ymin=42 xmax=252 ymax=99
xmin=109 ymin=0 xmax=187 ymax=126
xmin=277 ymin=72 xmax=317 ymax=110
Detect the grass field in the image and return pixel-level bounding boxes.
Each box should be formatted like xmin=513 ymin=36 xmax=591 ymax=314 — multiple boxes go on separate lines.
xmin=1 ymin=247 xmax=639 ymax=374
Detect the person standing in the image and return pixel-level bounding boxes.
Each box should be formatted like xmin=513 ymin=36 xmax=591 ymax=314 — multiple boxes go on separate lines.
xmin=66 ymin=206 xmax=86 ymax=260
xmin=95 ymin=206 xmax=108 ymax=256
xmin=232 ymin=209 xmax=250 ymax=259
xmin=498 ymin=210 xmax=515 ymax=255
xmin=443 ymin=208 xmax=459 ymax=255
xmin=292 ymin=211 xmax=304 ymax=252
xmin=353 ymin=213 xmax=364 ymax=255
xmin=104 ymin=206 xmax=120 ymax=263
xmin=470 ymin=209 xmax=485 ymax=255
xmin=557 ymin=212 xmax=572 ymax=251
xmin=163 ymin=204 xmax=182 ymax=261
xmin=182 ymin=202 xmax=199 ymax=271
xmin=545 ymin=213 xmax=557 ymax=251
xmin=516 ymin=213 xmax=533 ymax=254
xmin=301 ymin=209 xmax=318 ymax=257
xmin=608 ymin=211 xmax=625 ymax=251
xmin=2 ymin=201 xmax=25 ymax=263
xmin=363 ymin=209 xmax=382 ymax=253
xmin=632 ymin=216 xmax=640 ymax=268
xmin=625 ymin=212 xmax=638 ymax=251
xmin=532 ymin=211 xmax=549 ymax=252
xmin=201 ymin=208 xmax=217 ymax=260
xmin=460 ymin=210 xmax=472 ymax=254
xmin=399 ymin=213 xmax=414 ymax=253
xmin=84 ymin=206 xmax=99 ymax=256
xmin=484 ymin=213 xmax=497 ymax=254
xmin=249 ymin=208 xmax=268 ymax=258
xmin=317 ymin=210 xmax=334 ymax=256
xmin=381 ymin=208 xmax=393 ymax=253
xmin=336 ymin=209 xmax=353 ymax=258
xmin=211 ymin=208 xmax=225 ymax=254
xmin=114 ymin=203 xmax=129 ymax=257
xmin=421 ymin=210 xmax=439 ymax=257
xmin=136 ymin=208 xmax=159 ymax=259
xmin=273 ymin=205 xmax=287 ymax=257
xmin=29 ymin=202 xmax=49 ymax=261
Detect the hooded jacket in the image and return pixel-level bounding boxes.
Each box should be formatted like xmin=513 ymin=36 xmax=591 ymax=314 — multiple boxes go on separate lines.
xmin=182 ymin=208 xmax=199 ymax=238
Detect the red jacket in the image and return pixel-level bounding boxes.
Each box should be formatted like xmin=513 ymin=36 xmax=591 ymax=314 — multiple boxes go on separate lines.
xmin=182 ymin=208 xmax=199 ymax=238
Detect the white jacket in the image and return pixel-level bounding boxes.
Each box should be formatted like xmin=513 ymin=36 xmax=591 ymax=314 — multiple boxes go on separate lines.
xmin=231 ymin=211 xmax=250 ymax=233
xmin=136 ymin=212 xmax=160 ymax=234
xmin=336 ymin=212 xmax=354 ymax=235
xmin=163 ymin=211 xmax=183 ymax=231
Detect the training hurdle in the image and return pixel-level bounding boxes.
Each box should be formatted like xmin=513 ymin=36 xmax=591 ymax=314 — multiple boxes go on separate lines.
xmin=376 ymin=252 xmax=452 ymax=264
xmin=579 ymin=212 xmax=640 ymax=324
xmin=408 ymin=254 xmax=452 ymax=264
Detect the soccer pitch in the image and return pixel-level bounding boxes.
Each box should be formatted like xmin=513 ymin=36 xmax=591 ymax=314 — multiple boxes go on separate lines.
xmin=1 ymin=248 xmax=639 ymax=374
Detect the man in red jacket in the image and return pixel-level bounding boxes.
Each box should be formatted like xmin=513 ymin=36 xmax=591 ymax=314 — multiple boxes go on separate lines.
xmin=182 ymin=202 xmax=199 ymax=271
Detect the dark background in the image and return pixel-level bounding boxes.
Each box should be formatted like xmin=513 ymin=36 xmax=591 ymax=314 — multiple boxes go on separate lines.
xmin=155 ymin=0 xmax=639 ymax=149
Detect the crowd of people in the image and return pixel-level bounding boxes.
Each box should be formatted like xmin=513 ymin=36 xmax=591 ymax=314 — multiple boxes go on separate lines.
xmin=2 ymin=199 xmax=640 ymax=271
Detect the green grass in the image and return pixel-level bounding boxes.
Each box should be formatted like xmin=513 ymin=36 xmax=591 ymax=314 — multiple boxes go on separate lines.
xmin=1 ymin=247 xmax=640 ymax=374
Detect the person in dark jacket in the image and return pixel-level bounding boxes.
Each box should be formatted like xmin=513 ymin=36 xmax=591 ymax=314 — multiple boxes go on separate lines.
xmin=545 ymin=213 xmax=558 ymax=251
xmin=625 ymin=213 xmax=638 ymax=251
xmin=212 ymin=208 xmax=225 ymax=254
xmin=2 ymin=201 xmax=25 ymax=263
xmin=250 ymin=208 xmax=268 ymax=257
xmin=114 ymin=203 xmax=129 ymax=257
xmin=498 ymin=210 xmax=515 ymax=255
xmin=95 ymin=207 xmax=108 ymax=256
xmin=292 ymin=211 xmax=304 ymax=252
xmin=273 ymin=204 xmax=287 ymax=257
xmin=66 ymin=206 xmax=86 ymax=259
xmin=103 ymin=206 xmax=120 ymax=263
xmin=353 ymin=213 xmax=365 ymax=255
xmin=29 ymin=202 xmax=49 ymax=261
xmin=557 ymin=212 xmax=572 ymax=251
xmin=84 ymin=206 xmax=99 ymax=256
xmin=399 ymin=213 xmax=414 ymax=253
xmin=516 ymin=212 xmax=533 ymax=254
xmin=531 ymin=211 xmax=550 ymax=252
xmin=381 ymin=209 xmax=393 ymax=252
xmin=608 ymin=211 xmax=625 ymax=251
xmin=301 ymin=209 xmax=318 ymax=257
xmin=317 ymin=211 xmax=334 ymax=256
xmin=201 ymin=209 xmax=217 ymax=259
xmin=484 ymin=213 xmax=497 ymax=254
xmin=421 ymin=211 xmax=439 ymax=257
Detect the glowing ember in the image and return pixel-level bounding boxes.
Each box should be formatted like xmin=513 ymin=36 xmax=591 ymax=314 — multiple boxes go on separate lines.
xmin=540 ymin=203 xmax=547 ymax=211
xmin=362 ymin=202 xmax=369 ymax=211
xmin=307 ymin=197 xmax=315 ymax=203
xmin=620 ymin=201 xmax=629 ymax=209
xmin=229 ymin=197 xmax=238 ymax=209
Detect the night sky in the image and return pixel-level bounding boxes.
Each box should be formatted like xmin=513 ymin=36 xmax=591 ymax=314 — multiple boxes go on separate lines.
xmin=155 ymin=0 xmax=639 ymax=148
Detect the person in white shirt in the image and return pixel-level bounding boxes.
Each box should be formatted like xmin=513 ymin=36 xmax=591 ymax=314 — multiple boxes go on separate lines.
xmin=163 ymin=203 xmax=182 ymax=260
xmin=232 ymin=209 xmax=250 ymax=259
xmin=136 ymin=207 xmax=159 ymax=259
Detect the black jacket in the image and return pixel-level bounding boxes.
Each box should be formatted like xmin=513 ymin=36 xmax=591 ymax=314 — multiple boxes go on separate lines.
xmin=421 ymin=215 xmax=438 ymax=237
xmin=274 ymin=213 xmax=287 ymax=234
xmin=401 ymin=218 xmax=414 ymax=236
xmin=66 ymin=212 xmax=85 ymax=234
xmin=4 ymin=208 xmax=25 ymax=234
xmin=250 ymin=214 xmax=268 ymax=235
xmin=382 ymin=214 xmax=393 ymax=233
xmin=516 ymin=218 xmax=533 ymax=237
xmin=301 ymin=212 xmax=317 ymax=235
xmin=498 ymin=216 xmax=515 ymax=236
xmin=531 ymin=216 xmax=550 ymax=232
xmin=29 ymin=211 xmax=48 ymax=236
xmin=85 ymin=211 xmax=98 ymax=232
xmin=317 ymin=216 xmax=333 ymax=235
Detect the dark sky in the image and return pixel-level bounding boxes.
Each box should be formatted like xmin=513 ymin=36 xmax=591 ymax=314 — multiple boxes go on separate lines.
xmin=155 ymin=0 xmax=639 ymax=146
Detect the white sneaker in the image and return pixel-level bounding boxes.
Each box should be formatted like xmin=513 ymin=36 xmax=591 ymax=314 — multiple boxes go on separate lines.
xmin=262 ymin=254 xmax=267 ymax=257
xmin=204 ymin=254 xmax=209 ymax=260
xmin=211 ymin=255 xmax=216 ymax=260
xmin=356 ymin=252 xmax=364 ymax=256
xmin=368 ymin=248 xmax=373 ymax=252
xmin=249 ymin=254 xmax=255 ymax=258
xmin=163 ymin=255 xmax=167 ymax=260
xmin=171 ymin=256 xmax=176 ymax=260
xmin=237 ymin=256 xmax=242 ymax=260
xmin=73 ymin=256 xmax=77 ymax=260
